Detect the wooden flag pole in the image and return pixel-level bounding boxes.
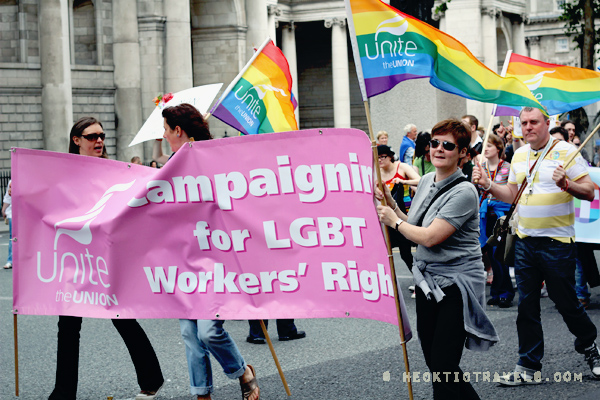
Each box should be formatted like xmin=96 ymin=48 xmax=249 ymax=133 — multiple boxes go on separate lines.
xmin=564 ymin=121 xmax=600 ymax=169
xmin=364 ymin=100 xmax=414 ymax=400
xmin=14 ymin=313 xmax=19 ymax=396
xmin=259 ymin=320 xmax=292 ymax=396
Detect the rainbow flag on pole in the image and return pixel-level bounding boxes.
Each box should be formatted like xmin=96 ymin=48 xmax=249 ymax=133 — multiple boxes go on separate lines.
xmin=211 ymin=38 xmax=298 ymax=135
xmin=344 ymin=0 xmax=544 ymax=111
xmin=495 ymin=53 xmax=600 ymax=117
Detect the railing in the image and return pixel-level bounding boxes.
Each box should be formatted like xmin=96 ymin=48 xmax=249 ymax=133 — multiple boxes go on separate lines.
xmin=0 ymin=170 xmax=10 ymax=204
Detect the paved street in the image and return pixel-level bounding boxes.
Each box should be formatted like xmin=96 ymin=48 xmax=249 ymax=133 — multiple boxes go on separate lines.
xmin=2 ymin=231 xmax=600 ymax=399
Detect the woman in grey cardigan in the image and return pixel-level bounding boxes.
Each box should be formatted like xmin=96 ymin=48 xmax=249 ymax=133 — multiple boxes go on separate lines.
xmin=377 ymin=118 xmax=498 ymax=399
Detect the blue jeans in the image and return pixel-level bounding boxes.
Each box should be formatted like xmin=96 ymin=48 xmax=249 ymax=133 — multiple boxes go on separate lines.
xmin=179 ymin=319 xmax=246 ymax=396
xmin=489 ymin=245 xmax=515 ymax=301
xmin=514 ymin=237 xmax=597 ymax=371
xmin=575 ymin=258 xmax=590 ymax=301
xmin=7 ymin=218 xmax=12 ymax=264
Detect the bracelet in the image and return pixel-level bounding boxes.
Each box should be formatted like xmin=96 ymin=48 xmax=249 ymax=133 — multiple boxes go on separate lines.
xmin=483 ymin=180 xmax=492 ymax=191
xmin=561 ymin=179 xmax=570 ymax=192
xmin=392 ymin=202 xmax=399 ymax=212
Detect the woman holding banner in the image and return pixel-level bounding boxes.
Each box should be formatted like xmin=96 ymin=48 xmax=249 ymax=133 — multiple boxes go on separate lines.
xmin=377 ymin=119 xmax=498 ymax=400
xmin=156 ymin=103 xmax=260 ymax=400
xmin=49 ymin=117 xmax=164 ymax=400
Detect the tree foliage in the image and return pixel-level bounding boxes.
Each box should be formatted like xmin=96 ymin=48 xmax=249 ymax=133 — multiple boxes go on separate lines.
xmin=559 ymin=0 xmax=600 ymax=69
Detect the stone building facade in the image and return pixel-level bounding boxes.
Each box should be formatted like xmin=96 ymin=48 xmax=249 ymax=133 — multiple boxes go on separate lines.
xmin=0 ymin=0 xmax=596 ymax=172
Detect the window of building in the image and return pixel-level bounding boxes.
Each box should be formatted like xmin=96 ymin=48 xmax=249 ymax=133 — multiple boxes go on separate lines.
xmin=556 ymin=37 xmax=569 ymax=53
xmin=556 ymin=0 xmax=567 ymax=11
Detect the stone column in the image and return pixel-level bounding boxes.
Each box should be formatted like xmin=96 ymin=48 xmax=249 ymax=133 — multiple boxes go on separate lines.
xmin=94 ymin=0 xmax=104 ymax=65
xmin=164 ymin=0 xmax=193 ymax=93
xmin=267 ymin=4 xmax=281 ymax=45
xmin=481 ymin=7 xmax=500 ymax=122
xmin=113 ymin=0 xmax=143 ymax=161
xmin=39 ymin=0 xmax=73 ymax=152
xmin=512 ymin=16 xmax=527 ymax=56
xmin=138 ymin=12 xmax=166 ymax=160
xmin=325 ymin=18 xmax=351 ymax=129
xmin=246 ymin=0 xmax=269 ymax=59
xmin=18 ymin=1 xmax=27 ymax=62
xmin=282 ymin=22 xmax=299 ymax=125
xmin=528 ymin=36 xmax=541 ymax=61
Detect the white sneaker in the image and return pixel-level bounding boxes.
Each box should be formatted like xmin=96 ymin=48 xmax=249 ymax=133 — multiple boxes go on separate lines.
xmin=540 ymin=284 xmax=548 ymax=298
xmin=411 ymin=292 xmax=416 ymax=299
xmin=3 ymin=262 xmax=11 ymax=269
xmin=408 ymin=285 xmax=415 ymax=292
xmin=135 ymin=383 xmax=163 ymax=400
xmin=584 ymin=343 xmax=600 ymax=379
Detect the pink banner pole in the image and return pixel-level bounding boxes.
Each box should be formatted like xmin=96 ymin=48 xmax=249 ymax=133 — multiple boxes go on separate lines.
xmin=14 ymin=313 xmax=19 ymax=396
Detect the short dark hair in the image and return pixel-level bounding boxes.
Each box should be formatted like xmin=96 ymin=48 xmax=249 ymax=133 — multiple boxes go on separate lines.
xmin=461 ymin=115 xmax=478 ymax=129
xmin=162 ymin=103 xmax=212 ymax=142
xmin=519 ymin=106 xmax=549 ymax=121
xmin=550 ymin=126 xmax=569 ymax=141
xmin=414 ymin=131 xmax=431 ymax=158
xmin=69 ymin=116 xmax=108 ymax=158
xmin=431 ymin=118 xmax=471 ymax=151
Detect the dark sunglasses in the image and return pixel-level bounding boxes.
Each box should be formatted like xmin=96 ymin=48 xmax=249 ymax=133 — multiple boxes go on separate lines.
xmin=80 ymin=133 xmax=106 ymax=141
xmin=430 ymin=139 xmax=457 ymax=151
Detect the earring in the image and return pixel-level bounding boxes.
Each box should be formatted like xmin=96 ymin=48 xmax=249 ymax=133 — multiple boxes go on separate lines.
xmin=177 ymin=134 xmax=180 ymax=137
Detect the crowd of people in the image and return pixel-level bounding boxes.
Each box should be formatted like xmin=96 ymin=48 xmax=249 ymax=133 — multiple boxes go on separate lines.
xmin=3 ymin=103 xmax=600 ymax=399
xmin=376 ymin=109 xmax=600 ymax=397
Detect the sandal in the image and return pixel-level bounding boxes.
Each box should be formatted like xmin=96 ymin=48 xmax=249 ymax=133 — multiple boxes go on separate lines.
xmin=240 ymin=365 xmax=260 ymax=400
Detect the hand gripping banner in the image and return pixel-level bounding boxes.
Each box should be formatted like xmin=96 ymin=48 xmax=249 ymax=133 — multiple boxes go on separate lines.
xmin=12 ymin=129 xmax=411 ymax=340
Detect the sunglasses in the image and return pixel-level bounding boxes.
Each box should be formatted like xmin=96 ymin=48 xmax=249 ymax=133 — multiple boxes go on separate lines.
xmin=80 ymin=133 xmax=106 ymax=141
xmin=430 ymin=139 xmax=457 ymax=151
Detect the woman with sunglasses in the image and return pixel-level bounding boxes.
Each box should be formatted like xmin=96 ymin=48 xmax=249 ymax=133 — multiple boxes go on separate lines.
xmin=153 ymin=104 xmax=260 ymax=400
xmin=377 ymin=119 xmax=498 ymax=399
xmin=50 ymin=117 xmax=164 ymax=400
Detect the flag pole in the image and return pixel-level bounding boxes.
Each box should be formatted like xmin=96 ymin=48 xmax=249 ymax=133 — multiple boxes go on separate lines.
xmin=259 ymin=320 xmax=291 ymax=396
xmin=475 ymin=50 xmax=513 ymax=183
xmin=14 ymin=313 xmax=19 ymax=396
xmin=364 ymin=100 xmax=414 ymax=400
xmin=564 ymin=121 xmax=600 ymax=168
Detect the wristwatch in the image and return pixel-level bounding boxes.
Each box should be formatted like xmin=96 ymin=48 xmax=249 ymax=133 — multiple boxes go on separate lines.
xmin=395 ymin=219 xmax=403 ymax=231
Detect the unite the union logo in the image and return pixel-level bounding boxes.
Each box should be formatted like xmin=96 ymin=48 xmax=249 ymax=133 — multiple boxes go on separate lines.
xmin=364 ymin=15 xmax=417 ymax=68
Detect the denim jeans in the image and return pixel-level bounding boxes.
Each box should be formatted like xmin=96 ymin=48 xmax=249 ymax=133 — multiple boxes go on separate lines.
xmin=179 ymin=319 xmax=246 ymax=396
xmin=514 ymin=237 xmax=597 ymax=371
xmin=575 ymin=258 xmax=591 ymax=301
xmin=248 ymin=319 xmax=298 ymax=339
xmin=7 ymin=218 xmax=11 ymax=264
xmin=489 ymin=245 xmax=515 ymax=301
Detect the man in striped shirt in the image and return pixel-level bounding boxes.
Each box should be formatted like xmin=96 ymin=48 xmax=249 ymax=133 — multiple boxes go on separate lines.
xmin=473 ymin=107 xmax=598 ymax=385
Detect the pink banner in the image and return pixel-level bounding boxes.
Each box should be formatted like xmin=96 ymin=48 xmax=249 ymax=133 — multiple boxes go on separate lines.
xmin=12 ymin=128 xmax=410 ymax=336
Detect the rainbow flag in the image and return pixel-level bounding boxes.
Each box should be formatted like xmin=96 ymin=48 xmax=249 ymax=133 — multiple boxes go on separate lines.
xmin=344 ymin=0 xmax=544 ymax=111
xmin=495 ymin=53 xmax=600 ymax=117
xmin=211 ymin=38 xmax=298 ymax=135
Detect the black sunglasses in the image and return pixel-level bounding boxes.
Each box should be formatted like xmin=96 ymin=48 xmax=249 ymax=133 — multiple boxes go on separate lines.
xmin=80 ymin=133 xmax=106 ymax=141
xmin=430 ymin=139 xmax=457 ymax=151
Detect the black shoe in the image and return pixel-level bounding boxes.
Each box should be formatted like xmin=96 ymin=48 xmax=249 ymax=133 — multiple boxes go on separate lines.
xmin=499 ymin=298 xmax=513 ymax=308
xmin=246 ymin=336 xmax=266 ymax=344
xmin=487 ymin=297 xmax=500 ymax=306
xmin=279 ymin=330 xmax=306 ymax=341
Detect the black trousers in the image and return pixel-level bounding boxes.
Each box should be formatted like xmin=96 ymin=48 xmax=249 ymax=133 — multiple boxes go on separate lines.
xmin=416 ymin=285 xmax=480 ymax=400
xmin=48 ymin=316 xmax=164 ymax=400
xmin=248 ymin=319 xmax=297 ymax=339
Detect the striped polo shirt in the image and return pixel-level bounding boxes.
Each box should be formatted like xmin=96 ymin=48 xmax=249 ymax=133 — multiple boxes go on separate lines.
xmin=508 ymin=139 xmax=589 ymax=242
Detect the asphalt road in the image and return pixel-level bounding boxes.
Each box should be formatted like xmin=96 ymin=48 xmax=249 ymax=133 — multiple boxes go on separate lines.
xmin=2 ymin=232 xmax=600 ymax=399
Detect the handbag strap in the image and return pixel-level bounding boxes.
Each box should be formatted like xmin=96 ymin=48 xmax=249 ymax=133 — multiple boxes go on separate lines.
xmin=500 ymin=139 xmax=560 ymax=231
xmin=416 ymin=176 xmax=468 ymax=227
